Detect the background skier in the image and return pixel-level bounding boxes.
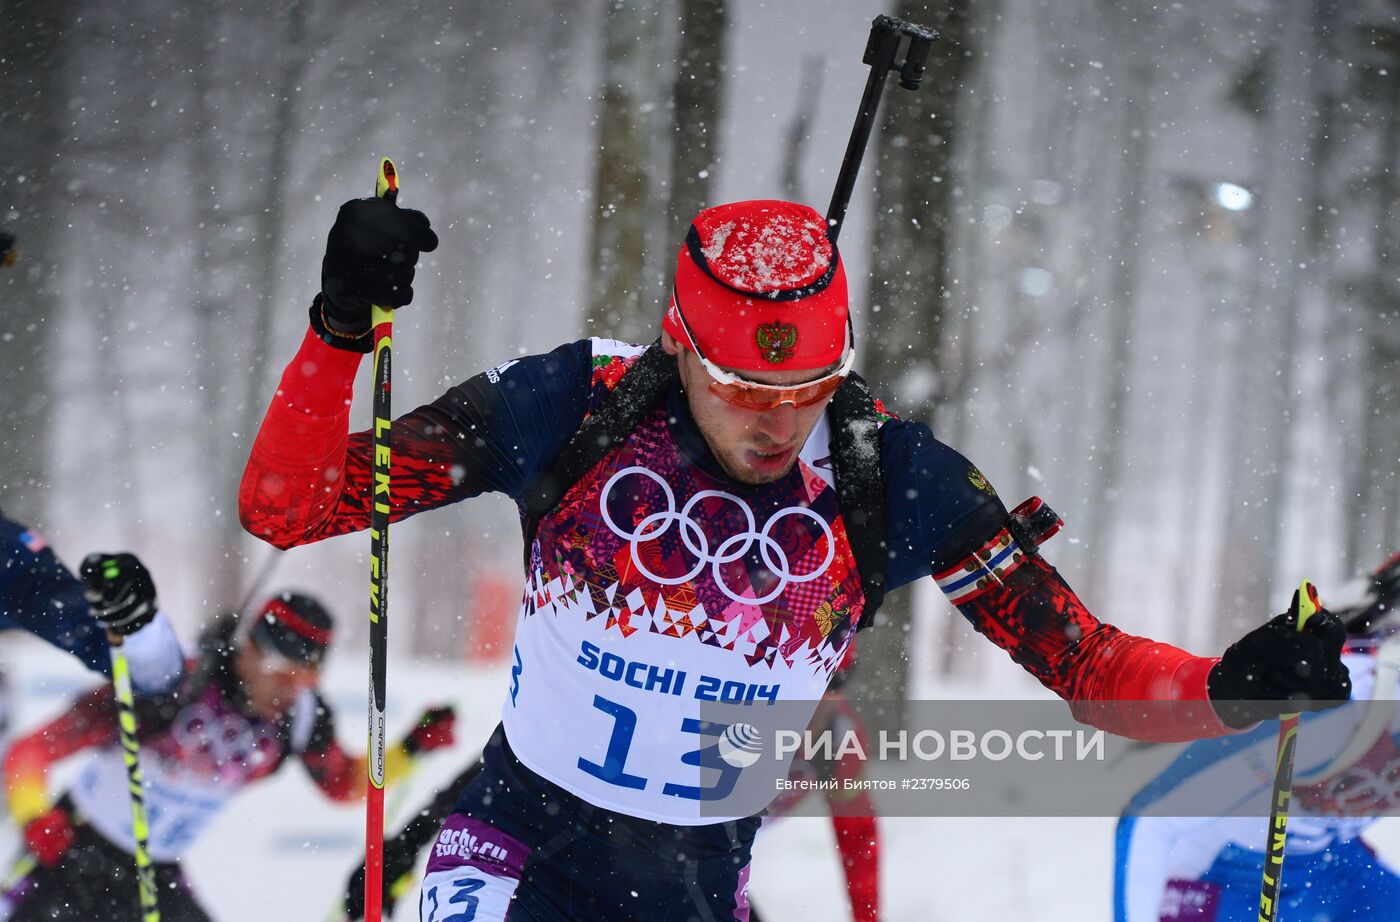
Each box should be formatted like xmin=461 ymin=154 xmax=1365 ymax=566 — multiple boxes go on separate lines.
xmin=1 ymin=583 xmax=456 ymax=921
xmin=1 ymin=511 xmax=183 ymax=695
xmin=1115 ymin=553 xmax=1400 ymax=922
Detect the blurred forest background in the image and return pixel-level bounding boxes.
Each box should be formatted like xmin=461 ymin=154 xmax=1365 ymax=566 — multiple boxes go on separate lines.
xmin=1 ymin=0 xmax=1397 ymax=700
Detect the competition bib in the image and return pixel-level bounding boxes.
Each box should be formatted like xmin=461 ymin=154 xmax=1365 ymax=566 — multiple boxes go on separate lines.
xmin=503 ymin=350 xmax=865 ymax=823
xmin=71 ymin=685 xmax=285 ymax=860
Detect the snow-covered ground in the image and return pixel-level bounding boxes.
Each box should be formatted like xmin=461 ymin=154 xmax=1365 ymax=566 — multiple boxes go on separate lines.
xmin=3 ymin=636 xmax=1398 ymax=921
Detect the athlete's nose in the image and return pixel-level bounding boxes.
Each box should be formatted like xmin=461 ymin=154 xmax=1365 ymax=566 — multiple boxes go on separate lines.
xmin=753 ymin=402 xmax=798 ymax=445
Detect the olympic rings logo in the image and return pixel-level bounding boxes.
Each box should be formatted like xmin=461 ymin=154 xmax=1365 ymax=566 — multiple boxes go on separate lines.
xmin=1310 ymin=761 xmax=1400 ymax=814
xmin=169 ymin=702 xmax=278 ymax=776
xmin=599 ymin=466 xmax=834 ymax=605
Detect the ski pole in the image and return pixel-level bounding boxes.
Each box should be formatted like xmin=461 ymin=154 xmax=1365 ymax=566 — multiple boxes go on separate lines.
xmin=109 ymin=631 xmax=160 ymax=922
xmin=1256 ymin=579 xmax=1321 ymax=922
xmin=326 ymin=758 xmax=425 ymax=922
xmin=235 ymin=545 xmax=285 ymax=618
xmin=365 ymin=156 xmax=398 ymax=922
xmin=825 ymin=14 xmax=937 ymax=243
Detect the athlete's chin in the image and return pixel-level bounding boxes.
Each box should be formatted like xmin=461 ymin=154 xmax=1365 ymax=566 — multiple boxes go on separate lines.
xmin=729 ymin=448 xmax=798 ymax=484
xmin=253 ymin=696 xmax=289 ymax=719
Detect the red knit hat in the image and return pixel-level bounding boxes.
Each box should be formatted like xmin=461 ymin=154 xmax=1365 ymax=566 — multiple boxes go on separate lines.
xmin=662 ymin=200 xmax=849 ymax=372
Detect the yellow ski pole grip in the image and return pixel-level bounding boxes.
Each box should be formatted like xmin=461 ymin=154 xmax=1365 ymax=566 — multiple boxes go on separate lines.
xmin=1294 ymin=579 xmax=1319 ymax=633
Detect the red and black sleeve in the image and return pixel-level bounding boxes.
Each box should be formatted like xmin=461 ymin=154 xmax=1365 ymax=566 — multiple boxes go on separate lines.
xmin=885 ymin=423 xmax=1231 ymax=741
xmin=239 ymin=331 xmax=594 ymax=549
xmin=4 ymin=685 xmax=120 ymax=825
xmin=297 ymin=695 xmax=365 ymax=802
xmin=954 ymin=556 xmax=1228 ymax=741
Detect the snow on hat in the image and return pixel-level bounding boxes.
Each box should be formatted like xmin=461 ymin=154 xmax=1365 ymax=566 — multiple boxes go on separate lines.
xmin=662 ymin=200 xmax=848 ymax=372
xmin=250 ymin=591 xmax=334 ymax=665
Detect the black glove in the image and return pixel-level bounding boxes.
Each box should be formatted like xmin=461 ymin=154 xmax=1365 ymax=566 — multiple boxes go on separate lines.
xmin=314 ymin=196 xmax=439 ymax=351
xmin=1208 ymin=589 xmax=1351 ymax=728
xmin=343 ymin=830 xmax=423 ymax=921
xmin=79 ymin=552 xmax=158 ymax=636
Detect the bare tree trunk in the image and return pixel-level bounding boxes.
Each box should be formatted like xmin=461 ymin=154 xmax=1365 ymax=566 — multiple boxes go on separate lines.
xmin=780 ymin=58 xmax=824 ymax=203
xmin=935 ymin=0 xmax=999 ymax=452
xmin=222 ymin=0 xmax=312 ymax=614
xmin=1352 ymin=25 xmax=1400 ymax=565
xmin=667 ymin=0 xmax=727 ymax=240
xmin=853 ymin=0 xmax=972 ymax=727
xmin=1050 ymin=2 xmax=1119 ymax=587
xmin=862 ymin=1 xmax=970 ymax=415
xmin=1216 ymin=0 xmax=1319 ymax=641
xmin=1298 ymin=6 xmax=1346 ymax=583
xmin=585 ymin=0 xmax=662 ymax=341
xmin=0 ymin=0 xmax=75 ymax=517
xmin=932 ymin=0 xmax=1000 ymax=680
xmin=409 ymin=0 xmax=590 ymax=659
xmin=1079 ymin=2 xmax=1154 ymax=607
xmin=185 ymin=5 xmax=246 ymax=610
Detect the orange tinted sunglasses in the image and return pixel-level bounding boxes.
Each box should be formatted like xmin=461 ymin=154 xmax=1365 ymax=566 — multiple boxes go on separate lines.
xmin=672 ymin=288 xmax=853 ymax=410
